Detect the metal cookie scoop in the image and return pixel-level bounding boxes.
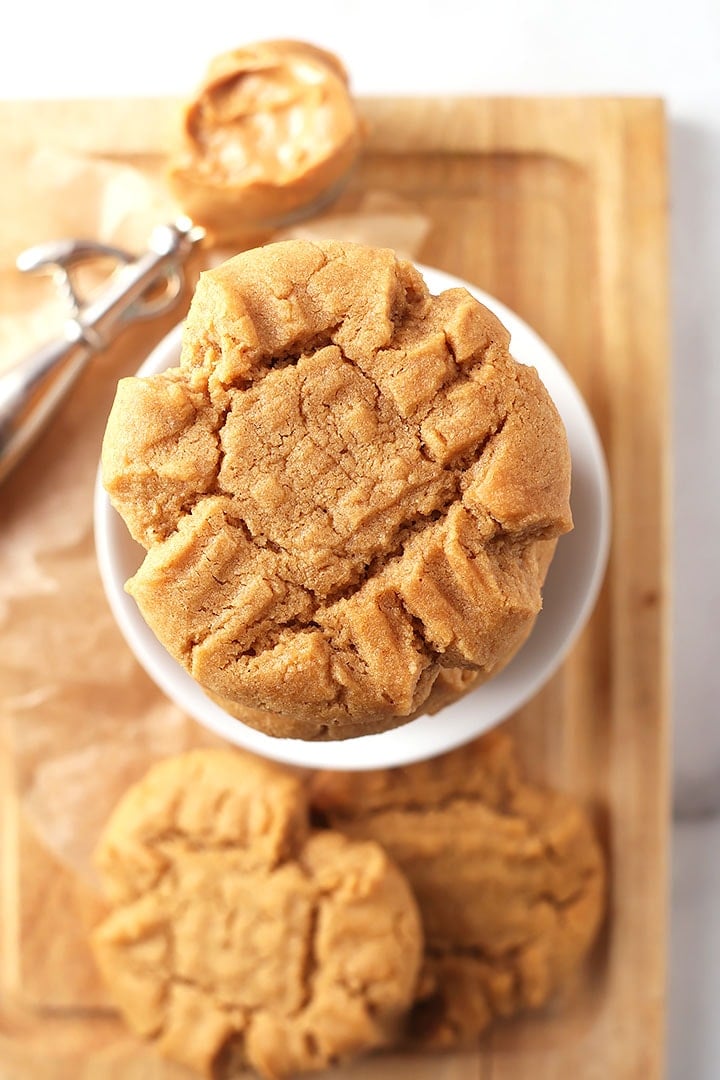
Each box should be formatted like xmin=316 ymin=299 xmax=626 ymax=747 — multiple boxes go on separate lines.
xmin=0 ymin=216 xmax=205 ymax=485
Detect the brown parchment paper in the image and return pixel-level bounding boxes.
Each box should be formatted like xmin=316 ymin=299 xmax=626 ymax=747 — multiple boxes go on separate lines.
xmin=0 ymin=141 xmax=430 ymax=914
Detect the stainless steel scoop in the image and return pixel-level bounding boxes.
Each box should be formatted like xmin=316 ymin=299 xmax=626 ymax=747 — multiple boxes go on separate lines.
xmin=0 ymin=216 xmax=205 ymax=485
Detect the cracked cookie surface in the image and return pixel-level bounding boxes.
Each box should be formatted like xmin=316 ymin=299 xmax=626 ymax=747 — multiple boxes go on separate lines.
xmin=102 ymin=240 xmax=572 ymax=738
xmin=310 ymin=731 xmax=606 ymax=1046
xmin=92 ymin=749 xmax=422 ymax=1079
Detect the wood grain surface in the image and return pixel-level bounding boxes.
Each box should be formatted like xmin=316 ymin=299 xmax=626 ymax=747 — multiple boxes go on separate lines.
xmin=0 ymin=96 xmax=670 ymax=1079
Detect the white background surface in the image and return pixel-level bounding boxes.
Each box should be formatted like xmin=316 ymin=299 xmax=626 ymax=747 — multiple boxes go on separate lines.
xmin=2 ymin=2 xmax=719 ymax=1076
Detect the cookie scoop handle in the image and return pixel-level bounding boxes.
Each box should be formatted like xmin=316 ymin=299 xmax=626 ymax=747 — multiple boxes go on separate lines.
xmin=0 ymin=217 xmax=204 ymax=486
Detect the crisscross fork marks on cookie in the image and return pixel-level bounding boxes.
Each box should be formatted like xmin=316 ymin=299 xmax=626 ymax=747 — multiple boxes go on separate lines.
xmin=102 ymin=240 xmax=572 ymax=735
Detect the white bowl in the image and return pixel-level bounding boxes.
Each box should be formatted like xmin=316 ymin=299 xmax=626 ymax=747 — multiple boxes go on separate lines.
xmin=95 ymin=265 xmax=610 ymax=771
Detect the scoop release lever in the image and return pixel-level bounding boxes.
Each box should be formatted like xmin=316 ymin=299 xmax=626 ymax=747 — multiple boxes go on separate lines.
xmin=0 ymin=217 xmax=204 ymax=486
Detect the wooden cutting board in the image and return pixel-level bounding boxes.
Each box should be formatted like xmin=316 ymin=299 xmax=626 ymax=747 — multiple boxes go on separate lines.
xmin=0 ymin=96 xmax=669 ymax=1079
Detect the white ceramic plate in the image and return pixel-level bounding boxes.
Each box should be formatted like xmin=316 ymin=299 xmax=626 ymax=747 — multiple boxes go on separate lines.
xmin=94 ymin=265 xmax=610 ymax=771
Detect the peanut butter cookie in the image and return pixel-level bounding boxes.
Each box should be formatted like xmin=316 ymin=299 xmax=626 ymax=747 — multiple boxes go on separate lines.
xmin=311 ymin=731 xmax=605 ymax=1046
xmin=92 ymin=749 xmax=422 ymax=1078
xmin=103 ymin=240 xmax=572 ymax=739
xmin=209 ymin=667 xmax=484 ymax=741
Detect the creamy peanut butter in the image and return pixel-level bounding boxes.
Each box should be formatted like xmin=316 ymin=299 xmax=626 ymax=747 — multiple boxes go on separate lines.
xmin=169 ymin=41 xmax=363 ymax=237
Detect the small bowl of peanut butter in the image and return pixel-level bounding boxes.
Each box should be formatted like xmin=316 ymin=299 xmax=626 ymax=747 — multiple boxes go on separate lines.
xmin=168 ymin=40 xmax=364 ymax=241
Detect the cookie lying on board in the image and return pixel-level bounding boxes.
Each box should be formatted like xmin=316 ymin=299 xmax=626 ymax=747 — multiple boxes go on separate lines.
xmin=102 ymin=239 xmax=572 ymax=740
xmin=311 ymin=730 xmax=606 ymax=1046
xmin=92 ymin=749 xmax=422 ymax=1079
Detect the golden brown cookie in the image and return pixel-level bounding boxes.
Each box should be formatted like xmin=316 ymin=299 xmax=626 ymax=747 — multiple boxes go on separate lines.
xmin=92 ymin=749 xmax=422 ymax=1078
xmin=210 ymin=667 xmax=484 ymax=741
xmin=169 ymin=40 xmax=363 ymax=237
xmin=311 ymin=731 xmax=605 ymax=1047
xmin=103 ymin=240 xmax=572 ymax=739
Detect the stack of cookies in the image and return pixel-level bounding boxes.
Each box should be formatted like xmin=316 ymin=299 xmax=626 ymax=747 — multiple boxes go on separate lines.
xmin=103 ymin=239 xmax=572 ymax=740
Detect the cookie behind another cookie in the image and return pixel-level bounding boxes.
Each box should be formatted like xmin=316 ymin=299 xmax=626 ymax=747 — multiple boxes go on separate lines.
xmin=212 ymin=667 xmax=484 ymax=741
xmin=92 ymin=749 xmax=423 ymax=1078
xmin=310 ymin=731 xmax=606 ymax=1047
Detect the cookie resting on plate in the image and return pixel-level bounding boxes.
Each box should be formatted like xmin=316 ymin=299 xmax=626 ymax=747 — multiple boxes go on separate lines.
xmin=102 ymin=240 xmax=572 ymax=739
xmin=91 ymin=749 xmax=422 ymax=1079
